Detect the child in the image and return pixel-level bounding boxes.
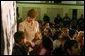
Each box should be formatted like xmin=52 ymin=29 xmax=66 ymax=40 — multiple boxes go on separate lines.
xmin=12 ymin=31 xmax=29 ymax=55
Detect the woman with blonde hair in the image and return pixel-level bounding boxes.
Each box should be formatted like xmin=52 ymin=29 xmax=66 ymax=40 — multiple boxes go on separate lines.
xmin=19 ymin=9 xmax=42 ymax=54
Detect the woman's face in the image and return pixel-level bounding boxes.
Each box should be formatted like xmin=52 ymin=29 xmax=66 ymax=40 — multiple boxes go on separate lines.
xmin=71 ymin=43 xmax=80 ymax=55
xmin=27 ymin=17 xmax=34 ymax=23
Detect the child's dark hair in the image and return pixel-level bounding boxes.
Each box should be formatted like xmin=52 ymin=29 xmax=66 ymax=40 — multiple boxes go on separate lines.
xmin=61 ymin=35 xmax=70 ymax=41
xmin=42 ymin=35 xmax=53 ymax=50
xmin=69 ymin=29 xmax=76 ymax=38
xmin=64 ymin=40 xmax=77 ymax=54
xmin=14 ymin=31 xmax=24 ymax=43
xmin=53 ymin=30 xmax=62 ymax=40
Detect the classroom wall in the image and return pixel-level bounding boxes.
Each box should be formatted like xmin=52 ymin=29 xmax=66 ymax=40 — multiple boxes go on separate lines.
xmin=77 ymin=9 xmax=84 ymax=19
xmin=16 ymin=3 xmax=84 ymax=23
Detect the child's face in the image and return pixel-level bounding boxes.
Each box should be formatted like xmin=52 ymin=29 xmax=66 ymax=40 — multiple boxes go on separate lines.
xmin=44 ymin=29 xmax=51 ymax=36
xmin=45 ymin=23 xmax=50 ymax=28
xmin=61 ymin=28 xmax=69 ymax=36
xmin=21 ymin=36 xmax=25 ymax=43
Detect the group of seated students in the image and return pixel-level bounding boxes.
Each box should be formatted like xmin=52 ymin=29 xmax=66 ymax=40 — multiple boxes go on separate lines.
xmin=12 ymin=14 xmax=84 ymax=55
xmin=39 ymin=21 xmax=84 ymax=55
xmin=12 ymin=23 xmax=84 ymax=55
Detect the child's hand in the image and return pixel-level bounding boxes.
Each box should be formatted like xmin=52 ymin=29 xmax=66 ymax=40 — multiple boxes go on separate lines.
xmin=35 ymin=32 xmax=42 ymax=40
xmin=30 ymin=41 xmax=35 ymax=47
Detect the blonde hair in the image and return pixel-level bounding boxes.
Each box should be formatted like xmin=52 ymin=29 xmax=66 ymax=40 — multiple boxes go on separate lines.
xmin=27 ymin=9 xmax=37 ymax=18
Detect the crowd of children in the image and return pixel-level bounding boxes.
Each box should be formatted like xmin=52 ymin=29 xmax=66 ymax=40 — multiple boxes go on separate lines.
xmin=12 ymin=13 xmax=84 ymax=55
